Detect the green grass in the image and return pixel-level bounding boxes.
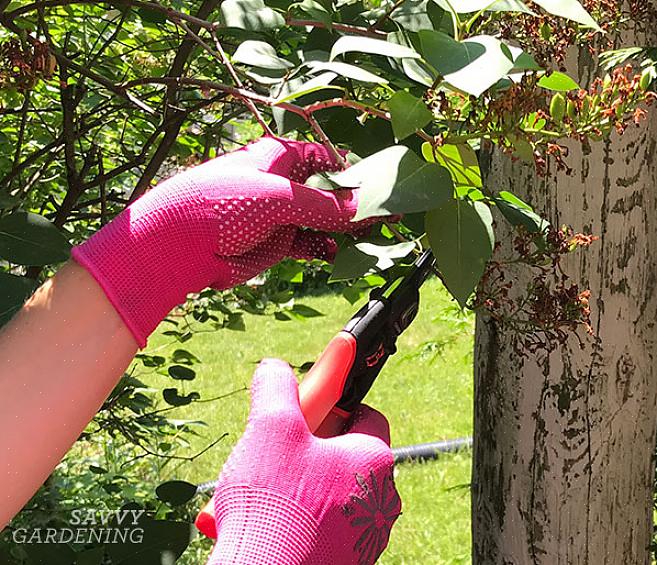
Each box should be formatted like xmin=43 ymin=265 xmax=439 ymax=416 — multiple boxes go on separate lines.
xmin=144 ymin=279 xmax=474 ymax=564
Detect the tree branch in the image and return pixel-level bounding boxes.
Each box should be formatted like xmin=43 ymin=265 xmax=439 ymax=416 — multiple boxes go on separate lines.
xmin=128 ymin=0 xmax=222 ymax=202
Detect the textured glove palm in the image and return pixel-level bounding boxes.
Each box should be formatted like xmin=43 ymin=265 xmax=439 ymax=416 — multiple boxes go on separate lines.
xmin=208 ymin=359 xmax=402 ymax=565
xmin=72 ymin=137 xmax=372 ymax=348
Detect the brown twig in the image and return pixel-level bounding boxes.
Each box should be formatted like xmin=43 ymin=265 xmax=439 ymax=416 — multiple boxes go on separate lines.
xmin=175 ymin=20 xmax=274 ymax=136
xmin=304 ymin=98 xmax=434 ymax=143
xmin=368 ymin=0 xmax=408 ymax=31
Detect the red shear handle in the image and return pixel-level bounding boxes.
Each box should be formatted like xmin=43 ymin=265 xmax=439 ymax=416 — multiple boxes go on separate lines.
xmin=195 ymin=332 xmax=357 ymax=539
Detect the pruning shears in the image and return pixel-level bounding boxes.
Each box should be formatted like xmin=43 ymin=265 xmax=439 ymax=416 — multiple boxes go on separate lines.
xmin=195 ymin=249 xmax=436 ymax=538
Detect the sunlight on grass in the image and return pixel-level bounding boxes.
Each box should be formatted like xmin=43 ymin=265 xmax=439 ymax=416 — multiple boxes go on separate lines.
xmin=143 ymin=279 xmax=474 ymax=563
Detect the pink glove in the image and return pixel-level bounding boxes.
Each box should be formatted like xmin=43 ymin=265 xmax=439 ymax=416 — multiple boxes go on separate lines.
xmin=71 ymin=137 xmax=375 ymax=349
xmin=208 ymin=358 xmax=401 ymax=565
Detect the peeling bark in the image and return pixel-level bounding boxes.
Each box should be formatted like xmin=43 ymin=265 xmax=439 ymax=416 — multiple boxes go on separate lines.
xmin=473 ymin=26 xmax=657 ymax=564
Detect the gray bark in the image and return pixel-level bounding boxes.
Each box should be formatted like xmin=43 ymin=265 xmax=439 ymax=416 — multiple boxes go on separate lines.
xmin=472 ymin=26 xmax=657 ymax=564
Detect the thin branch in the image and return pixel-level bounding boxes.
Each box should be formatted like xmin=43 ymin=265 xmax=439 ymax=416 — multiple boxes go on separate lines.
xmin=119 ymin=433 xmax=229 ymax=468
xmin=307 ymin=113 xmax=347 ymax=167
xmin=304 ymin=98 xmax=434 ymax=143
xmin=369 ymin=0 xmax=408 ymax=31
xmin=12 ymin=92 xmax=31 ymax=176
xmin=128 ymin=0 xmax=221 ymax=202
xmin=175 ymin=20 xmax=273 ymax=135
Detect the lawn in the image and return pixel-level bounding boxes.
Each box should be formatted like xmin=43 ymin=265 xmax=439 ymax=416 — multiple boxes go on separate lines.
xmin=144 ymin=279 xmax=475 ymax=564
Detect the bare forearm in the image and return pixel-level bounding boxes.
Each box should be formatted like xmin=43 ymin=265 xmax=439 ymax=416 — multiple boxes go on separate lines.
xmin=0 ymin=259 xmax=138 ymax=527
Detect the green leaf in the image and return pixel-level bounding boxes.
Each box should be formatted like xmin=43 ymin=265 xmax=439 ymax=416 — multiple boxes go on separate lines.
xmin=329 ymin=35 xmax=420 ymax=61
xmin=307 ymin=61 xmax=387 ymax=83
xmin=136 ymin=353 xmax=166 ymax=367
xmin=292 ymin=0 xmax=332 ymax=29
xmin=171 ymin=349 xmax=201 ymax=365
xmin=136 ymin=7 xmax=167 ymax=25
xmin=221 ymin=0 xmax=285 ymax=31
xmin=533 ymin=0 xmax=601 ymax=30
xmin=537 ymin=71 xmax=580 ymax=91
xmin=0 ymin=272 xmax=36 ymax=327
xmin=433 ymin=0 xmax=534 ymax=13
xmin=156 ymin=481 xmax=198 ymax=506
xmin=419 ymin=32 xmax=515 ymax=96
xmin=0 ymin=210 xmax=71 ymax=266
xmin=387 ymin=91 xmax=433 ymax=140
xmin=332 ymin=146 xmax=454 ymax=221
xmin=289 ymin=304 xmax=323 ymax=318
xmin=163 ymin=388 xmax=201 ymax=406
xmin=422 ymin=142 xmax=482 ymax=188
xmin=494 ymin=191 xmax=549 ymax=232
xmin=167 ymin=365 xmax=196 ymax=381
xmin=274 ymin=72 xmax=343 ymax=103
xmin=331 ymin=241 xmax=416 ymax=280
xmin=390 ymin=0 xmax=445 ymax=32
xmin=278 ymin=261 xmax=304 ymax=283
xmin=233 ymin=41 xmax=294 ymax=70
xmin=226 ymin=312 xmax=246 ymax=331
xmin=426 ymin=198 xmax=494 ymax=306
xmin=305 ymin=171 xmax=342 ymax=190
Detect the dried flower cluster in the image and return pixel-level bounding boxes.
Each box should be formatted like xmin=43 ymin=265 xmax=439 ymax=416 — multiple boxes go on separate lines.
xmin=0 ymin=39 xmax=56 ymax=92
xmin=493 ymin=1 xmax=656 ymax=69
xmin=472 ymin=225 xmax=597 ymax=357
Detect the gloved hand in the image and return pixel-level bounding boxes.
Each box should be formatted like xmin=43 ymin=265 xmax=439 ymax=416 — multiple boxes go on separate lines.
xmin=71 ymin=137 xmax=377 ymax=349
xmin=207 ymin=359 xmax=401 ymax=565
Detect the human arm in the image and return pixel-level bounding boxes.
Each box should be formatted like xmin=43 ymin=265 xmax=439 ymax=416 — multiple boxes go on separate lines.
xmin=0 ymin=260 xmax=138 ymax=528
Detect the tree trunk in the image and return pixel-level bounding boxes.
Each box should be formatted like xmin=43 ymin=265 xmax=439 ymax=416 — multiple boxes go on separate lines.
xmin=472 ymin=23 xmax=657 ymax=565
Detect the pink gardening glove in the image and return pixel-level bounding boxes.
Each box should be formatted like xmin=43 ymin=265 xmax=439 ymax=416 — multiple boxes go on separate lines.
xmin=71 ymin=137 xmax=378 ymax=349
xmin=207 ymin=358 xmax=401 ymax=565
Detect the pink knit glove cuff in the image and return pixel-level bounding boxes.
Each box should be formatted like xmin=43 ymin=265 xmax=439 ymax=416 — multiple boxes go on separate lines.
xmin=207 ymin=359 xmax=402 ymax=565
xmin=71 ymin=137 xmax=376 ymax=349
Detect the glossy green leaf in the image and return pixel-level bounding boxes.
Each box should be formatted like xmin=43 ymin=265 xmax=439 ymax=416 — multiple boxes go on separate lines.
xmin=293 ymin=0 xmax=332 ymax=29
xmin=387 ymin=91 xmax=433 ymax=140
xmin=426 ymin=198 xmax=494 ymax=306
xmin=233 ymin=41 xmax=294 ymax=70
xmin=419 ymin=32 xmax=515 ymax=96
xmin=537 ymin=71 xmax=580 ymax=91
xmin=533 ymin=0 xmax=601 ymax=30
xmin=0 ymin=272 xmax=37 ymax=327
xmin=389 ymin=0 xmax=446 ymax=31
xmin=495 ymin=191 xmax=549 ymax=232
xmin=422 ymin=142 xmax=482 ymax=188
xmin=433 ymin=0 xmax=534 ymax=13
xmin=331 ymin=241 xmax=416 ymax=280
xmin=0 ymin=210 xmax=71 ymax=266
xmin=274 ymin=72 xmax=343 ymax=103
xmin=307 ymin=61 xmax=387 ymax=83
xmin=329 ymin=35 xmax=420 ymax=61
xmin=221 ymin=0 xmax=285 ymax=31
xmin=332 ymin=146 xmax=454 ymax=221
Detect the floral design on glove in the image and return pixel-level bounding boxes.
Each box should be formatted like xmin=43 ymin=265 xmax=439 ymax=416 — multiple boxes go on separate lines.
xmin=343 ymin=469 xmax=402 ymax=565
